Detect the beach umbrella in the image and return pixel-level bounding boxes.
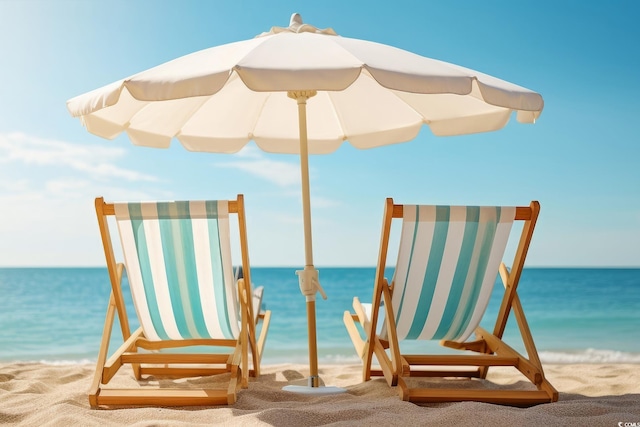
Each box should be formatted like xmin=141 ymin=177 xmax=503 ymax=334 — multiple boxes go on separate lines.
xmin=66 ymin=13 xmax=543 ymax=392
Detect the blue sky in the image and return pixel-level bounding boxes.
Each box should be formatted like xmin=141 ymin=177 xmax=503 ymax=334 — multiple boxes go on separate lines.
xmin=0 ymin=1 xmax=638 ymax=267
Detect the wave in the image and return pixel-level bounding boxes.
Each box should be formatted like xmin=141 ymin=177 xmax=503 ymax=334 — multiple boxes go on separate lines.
xmin=39 ymin=359 xmax=95 ymax=366
xmin=319 ymin=354 xmax=363 ymax=364
xmin=539 ymin=348 xmax=640 ymax=364
xmin=0 ymin=359 xmax=96 ymax=366
xmin=319 ymin=349 xmax=640 ymax=365
xmin=3 ymin=349 xmax=640 ymax=366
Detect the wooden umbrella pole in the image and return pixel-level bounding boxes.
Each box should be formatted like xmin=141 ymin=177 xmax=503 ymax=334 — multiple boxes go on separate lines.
xmin=290 ymin=90 xmax=321 ymax=387
xmin=306 ymin=299 xmax=319 ymax=386
xmin=291 ymin=90 xmax=317 ymax=268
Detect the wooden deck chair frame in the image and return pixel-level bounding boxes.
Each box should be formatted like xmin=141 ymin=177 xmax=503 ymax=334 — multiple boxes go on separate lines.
xmin=344 ymin=198 xmax=558 ymax=406
xmin=91 ymin=194 xmax=271 ymax=408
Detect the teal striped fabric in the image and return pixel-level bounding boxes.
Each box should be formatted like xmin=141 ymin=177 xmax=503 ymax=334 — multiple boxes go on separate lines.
xmin=389 ymin=205 xmax=515 ymax=343
xmin=113 ymin=200 xmax=240 ymax=341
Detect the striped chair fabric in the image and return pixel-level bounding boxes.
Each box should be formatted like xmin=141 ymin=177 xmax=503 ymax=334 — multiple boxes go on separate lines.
xmin=114 ymin=200 xmax=240 ymax=342
xmin=389 ymin=205 xmax=515 ymax=343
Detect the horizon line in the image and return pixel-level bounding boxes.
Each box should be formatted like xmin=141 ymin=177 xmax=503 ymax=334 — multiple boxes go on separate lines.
xmin=0 ymin=265 xmax=639 ymax=269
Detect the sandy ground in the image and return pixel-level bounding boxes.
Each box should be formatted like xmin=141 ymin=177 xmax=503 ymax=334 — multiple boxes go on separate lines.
xmin=1 ymin=362 xmax=639 ymax=426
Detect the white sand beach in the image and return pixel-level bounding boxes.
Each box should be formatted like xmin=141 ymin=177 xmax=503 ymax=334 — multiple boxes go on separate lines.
xmin=1 ymin=363 xmax=639 ymax=426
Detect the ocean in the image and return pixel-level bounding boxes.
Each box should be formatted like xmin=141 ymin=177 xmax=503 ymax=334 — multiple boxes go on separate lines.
xmin=1 ymin=267 xmax=639 ymax=365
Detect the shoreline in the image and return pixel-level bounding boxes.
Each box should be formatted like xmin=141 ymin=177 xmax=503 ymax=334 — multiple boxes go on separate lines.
xmin=1 ymin=362 xmax=639 ymax=426
xmin=4 ymin=346 xmax=640 ymax=366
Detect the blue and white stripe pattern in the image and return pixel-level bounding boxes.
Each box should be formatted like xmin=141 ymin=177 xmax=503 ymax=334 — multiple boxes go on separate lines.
xmin=390 ymin=205 xmax=515 ymax=343
xmin=114 ymin=200 xmax=240 ymax=341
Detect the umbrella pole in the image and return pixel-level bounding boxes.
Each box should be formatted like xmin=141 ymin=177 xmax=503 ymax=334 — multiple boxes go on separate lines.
xmin=292 ymin=90 xmax=320 ymax=387
xmin=292 ymin=90 xmax=317 ymax=269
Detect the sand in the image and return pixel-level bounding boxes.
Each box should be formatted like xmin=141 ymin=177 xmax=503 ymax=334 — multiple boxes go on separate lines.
xmin=1 ymin=363 xmax=639 ymax=426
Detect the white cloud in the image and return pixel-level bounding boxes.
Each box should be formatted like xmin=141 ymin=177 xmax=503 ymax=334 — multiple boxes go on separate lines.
xmin=234 ymin=145 xmax=264 ymax=159
xmin=0 ymin=178 xmax=30 ymax=192
xmin=278 ymin=188 xmax=340 ymax=209
xmin=44 ymin=179 xmax=91 ymax=195
xmin=310 ymin=195 xmax=339 ymax=209
xmin=0 ymin=132 xmax=167 ymax=266
xmin=215 ymin=152 xmax=301 ymax=187
xmin=0 ymin=178 xmax=166 ymax=266
xmin=215 ymin=147 xmax=341 ymax=210
xmin=0 ymin=132 xmax=157 ymax=182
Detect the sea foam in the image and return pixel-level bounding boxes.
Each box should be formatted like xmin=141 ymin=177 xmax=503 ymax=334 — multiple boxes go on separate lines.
xmin=539 ymin=348 xmax=640 ymax=364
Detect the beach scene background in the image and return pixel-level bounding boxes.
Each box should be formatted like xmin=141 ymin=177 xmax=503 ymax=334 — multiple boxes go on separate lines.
xmin=1 ymin=1 xmax=640 ymax=425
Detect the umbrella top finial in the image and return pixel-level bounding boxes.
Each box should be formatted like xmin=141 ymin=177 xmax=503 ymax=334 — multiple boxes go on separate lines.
xmin=290 ymin=13 xmax=303 ymax=27
xmin=256 ymin=13 xmax=337 ymax=37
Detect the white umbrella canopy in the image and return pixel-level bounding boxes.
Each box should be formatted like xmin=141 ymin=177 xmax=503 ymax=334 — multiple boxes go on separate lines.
xmin=67 ymin=13 xmax=543 ymax=391
xmin=67 ymin=14 xmax=542 ymax=154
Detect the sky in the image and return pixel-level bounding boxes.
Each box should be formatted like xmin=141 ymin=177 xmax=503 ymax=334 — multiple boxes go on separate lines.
xmin=0 ymin=0 xmax=638 ymax=268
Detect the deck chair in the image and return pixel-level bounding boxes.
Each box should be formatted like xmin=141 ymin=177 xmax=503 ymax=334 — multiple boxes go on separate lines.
xmin=344 ymin=198 xmax=557 ymax=406
xmin=91 ymin=194 xmax=271 ymax=408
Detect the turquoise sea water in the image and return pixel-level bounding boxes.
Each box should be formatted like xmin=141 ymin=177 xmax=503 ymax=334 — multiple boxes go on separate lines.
xmin=1 ymin=267 xmax=639 ymax=365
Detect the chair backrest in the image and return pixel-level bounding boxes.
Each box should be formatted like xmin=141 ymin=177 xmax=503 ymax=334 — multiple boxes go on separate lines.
xmin=390 ymin=205 xmax=515 ymax=343
xmin=113 ymin=200 xmax=241 ymax=342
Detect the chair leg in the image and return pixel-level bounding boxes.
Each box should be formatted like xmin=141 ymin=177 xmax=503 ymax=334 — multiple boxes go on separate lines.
xmin=343 ymin=306 xmax=398 ymax=386
xmin=251 ymin=310 xmax=271 ymax=377
xmin=89 ymin=292 xmax=117 ymax=408
xmin=343 ymin=311 xmax=366 ymax=358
